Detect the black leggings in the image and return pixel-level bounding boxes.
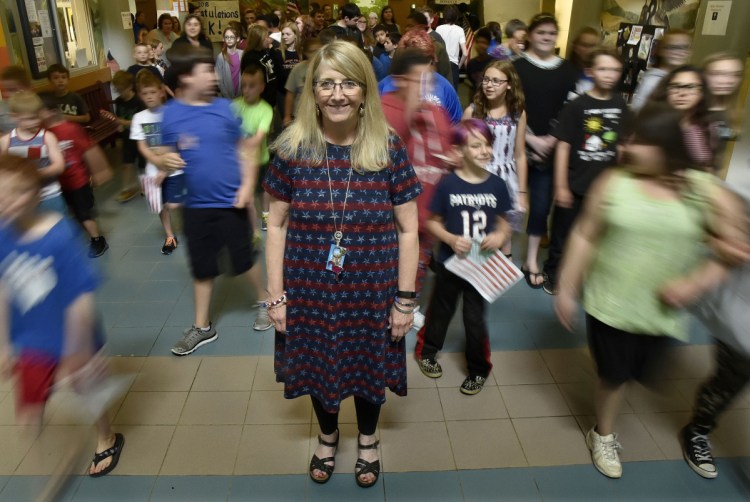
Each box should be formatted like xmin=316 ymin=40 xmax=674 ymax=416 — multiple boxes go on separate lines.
xmin=311 ymin=396 xmax=381 ymax=436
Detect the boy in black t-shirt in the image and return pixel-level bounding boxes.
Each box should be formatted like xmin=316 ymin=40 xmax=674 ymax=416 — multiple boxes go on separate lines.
xmin=415 ymin=119 xmax=511 ymax=395
xmin=44 ymin=64 xmax=90 ymax=125
xmin=543 ymin=48 xmax=628 ymax=295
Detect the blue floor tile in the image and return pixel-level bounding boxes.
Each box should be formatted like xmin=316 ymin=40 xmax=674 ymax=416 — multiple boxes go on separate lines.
xmin=105 ymin=327 xmax=160 ymax=357
xmin=487 ymin=321 xmax=538 ymax=350
xmin=112 ymin=301 xmax=177 ymax=328
xmin=72 ymin=475 xmax=155 ymax=501
xmin=228 ymin=475 xmax=306 ymax=502
xmin=383 ymin=471 xmax=463 ymax=502
xmin=459 ymin=469 xmax=541 ymax=501
xmin=307 ymin=472 xmax=385 ymax=501
xmin=149 ymin=262 xmax=193 ymax=282
xmin=150 ymin=476 xmax=231 ymax=501
xmin=0 ymin=475 xmax=80 ymax=502
xmin=527 ymin=320 xmax=587 ymax=349
xmin=0 ymin=479 xmax=8 ymax=496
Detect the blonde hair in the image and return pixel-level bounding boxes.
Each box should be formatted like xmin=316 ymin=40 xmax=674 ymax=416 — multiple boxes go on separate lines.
xmin=280 ymin=21 xmax=299 ymax=59
xmin=246 ymin=24 xmax=269 ymax=52
xmin=9 ymin=90 xmax=43 ymax=114
xmin=271 ymin=40 xmax=391 ymax=172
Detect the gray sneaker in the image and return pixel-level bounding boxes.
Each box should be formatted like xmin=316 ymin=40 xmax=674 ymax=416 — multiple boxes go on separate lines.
xmin=253 ymin=302 xmax=273 ymax=331
xmin=171 ymin=324 xmax=217 ymax=356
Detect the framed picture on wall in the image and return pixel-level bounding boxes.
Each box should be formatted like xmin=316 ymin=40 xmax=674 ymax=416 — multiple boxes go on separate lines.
xmin=16 ymin=0 xmax=64 ymax=79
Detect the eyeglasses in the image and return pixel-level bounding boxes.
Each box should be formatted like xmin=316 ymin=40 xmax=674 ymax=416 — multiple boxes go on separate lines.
xmin=314 ymin=79 xmax=362 ymax=95
xmin=667 ymin=83 xmax=702 ymax=94
xmin=224 ymin=35 xmax=237 ymax=40
xmin=664 ymin=44 xmax=690 ymax=51
xmin=482 ymin=77 xmax=508 ymax=86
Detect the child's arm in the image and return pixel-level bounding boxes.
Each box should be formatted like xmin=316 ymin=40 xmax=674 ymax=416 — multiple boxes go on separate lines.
xmin=426 ymin=214 xmax=471 ymax=257
xmin=659 ymin=260 xmax=730 ymax=309
xmin=553 ymin=141 xmax=573 ymax=208
xmin=235 ymin=133 xmax=263 ymax=208
xmin=461 ymin=105 xmax=473 ymax=120
xmin=555 ymin=170 xmax=614 ymax=331
xmin=515 ymin=112 xmax=529 ymax=211
xmin=283 ymin=91 xmax=295 ymax=127
xmin=480 ymin=215 xmax=511 ymax=251
xmin=66 ymin=112 xmax=90 ymax=124
xmin=0 ymin=133 xmax=9 ymax=154
xmin=56 ymin=292 xmax=96 ymax=382
xmin=0 ymin=286 xmax=12 ymax=379
xmin=82 ymin=144 xmax=113 ymax=186
xmin=40 ymin=131 xmax=65 ymax=179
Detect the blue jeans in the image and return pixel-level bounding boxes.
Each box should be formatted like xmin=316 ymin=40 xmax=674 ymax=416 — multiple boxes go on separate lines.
xmin=526 ymin=162 xmax=554 ymax=236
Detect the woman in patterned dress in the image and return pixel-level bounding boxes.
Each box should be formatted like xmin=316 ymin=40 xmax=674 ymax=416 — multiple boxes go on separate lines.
xmin=263 ymin=40 xmax=421 ymax=488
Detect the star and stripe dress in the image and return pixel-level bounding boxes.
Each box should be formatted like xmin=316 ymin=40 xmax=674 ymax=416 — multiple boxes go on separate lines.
xmin=263 ymin=136 xmax=423 ymax=412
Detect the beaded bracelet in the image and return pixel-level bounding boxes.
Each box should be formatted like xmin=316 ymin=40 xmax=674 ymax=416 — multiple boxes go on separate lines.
xmin=264 ymin=292 xmax=287 ymax=309
xmin=394 ymin=296 xmax=418 ymax=308
xmin=267 ymin=301 xmax=287 ymax=311
xmin=393 ymin=302 xmax=415 ymax=315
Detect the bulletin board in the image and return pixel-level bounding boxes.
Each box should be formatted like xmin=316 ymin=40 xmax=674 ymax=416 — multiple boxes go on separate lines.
xmin=17 ymin=0 xmax=64 ymax=79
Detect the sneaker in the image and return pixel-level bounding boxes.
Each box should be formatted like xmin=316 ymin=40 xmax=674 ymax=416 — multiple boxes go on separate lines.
xmin=116 ymin=188 xmax=138 ymax=203
xmin=417 ymin=357 xmax=442 ymax=378
xmin=261 ymin=211 xmax=269 ymax=231
xmin=412 ymin=306 xmax=425 ymax=331
xmin=542 ymin=273 xmax=557 ymax=296
xmin=586 ymin=427 xmax=622 ymax=478
xmin=161 ymin=235 xmax=178 ymax=255
xmin=681 ymin=425 xmax=718 ymax=479
xmin=88 ymin=236 xmax=109 ymax=258
xmin=460 ymin=375 xmax=486 ymax=395
xmin=253 ymin=302 xmax=273 ymax=331
xmin=171 ymin=324 xmax=217 ymax=356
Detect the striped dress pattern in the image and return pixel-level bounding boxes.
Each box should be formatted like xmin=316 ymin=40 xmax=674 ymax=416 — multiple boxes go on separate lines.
xmin=263 ymin=136 xmax=423 ymax=412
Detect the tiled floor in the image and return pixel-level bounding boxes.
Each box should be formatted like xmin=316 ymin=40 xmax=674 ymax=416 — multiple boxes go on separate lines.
xmin=1 ymin=160 xmax=749 ymax=501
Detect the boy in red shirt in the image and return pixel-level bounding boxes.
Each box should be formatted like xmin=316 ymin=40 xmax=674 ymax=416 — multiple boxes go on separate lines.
xmin=40 ymin=99 xmax=112 ymax=257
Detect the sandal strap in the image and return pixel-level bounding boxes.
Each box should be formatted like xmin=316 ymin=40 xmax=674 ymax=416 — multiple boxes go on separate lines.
xmin=317 ymin=435 xmax=338 ymax=448
xmin=357 ymin=440 xmax=380 ymax=450
xmin=355 ymin=458 xmax=381 ymax=476
xmin=310 ymin=454 xmax=335 ymax=474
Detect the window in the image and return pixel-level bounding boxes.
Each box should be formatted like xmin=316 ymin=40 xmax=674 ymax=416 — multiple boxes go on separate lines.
xmin=55 ymin=0 xmax=97 ymax=70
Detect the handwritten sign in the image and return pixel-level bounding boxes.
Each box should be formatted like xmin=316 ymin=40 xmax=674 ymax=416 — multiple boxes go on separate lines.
xmin=196 ymin=1 xmax=240 ymax=42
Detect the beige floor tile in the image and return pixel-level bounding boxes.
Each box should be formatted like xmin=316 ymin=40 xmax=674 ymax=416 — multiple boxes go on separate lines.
xmin=245 ymin=390 xmax=312 ymax=425
xmin=434 ymin=352 xmax=475 ymax=389
xmin=160 ymin=425 xmax=242 ymax=475
xmin=500 ymin=384 xmax=571 ymax=418
xmin=671 ymin=379 xmax=703 ymax=406
xmin=575 ymin=415 xmax=665 ymax=462
xmin=446 ymin=419 xmax=527 ymax=469
xmin=380 ymin=387 xmax=443 ymax=423
xmin=406 ymin=356 xmax=438 ymax=389
xmin=111 ymin=425 xmax=175 ymax=475
xmin=109 ymin=356 xmax=146 ymax=376
xmin=0 ymin=425 xmax=38 ymax=474
xmin=712 ymin=409 xmax=750 ymax=457
xmin=558 ymin=382 xmax=597 ymax=416
xmin=113 ymin=391 xmax=188 ymax=425
xmin=661 ymin=345 xmax=714 ymax=381
xmin=0 ymin=391 xmax=19 ymax=425
xmin=730 ymin=386 xmax=750 ymax=409
xmin=180 ymin=391 xmax=251 ymax=425
xmin=539 ymin=348 xmax=595 ymax=384
xmin=512 ymin=416 xmax=591 ymax=466
xmin=130 ymin=357 xmax=201 ymax=392
xmin=439 ymin=386 xmax=508 ymax=421
xmin=306 ymin=423 xmax=372 ymax=475
xmin=625 ymin=382 xmax=692 ymax=413
xmin=235 ymin=424 xmax=311 ymax=474
xmin=252 ymin=356 xmax=284 ymax=391
xmin=380 ymin=422 xmax=455 ymax=471
xmin=192 ymin=356 xmax=258 ymax=391
xmin=0 ymin=377 xmax=14 ymax=392
xmin=637 ymin=411 xmax=691 ymax=459
xmin=491 ymin=350 xmax=554 ymax=385
xmin=15 ymin=425 xmax=93 ymax=475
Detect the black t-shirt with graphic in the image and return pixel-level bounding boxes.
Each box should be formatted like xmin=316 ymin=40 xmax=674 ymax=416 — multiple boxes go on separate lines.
xmin=552 ymin=93 xmax=628 ymax=196
xmin=429 ymin=172 xmax=512 ymax=263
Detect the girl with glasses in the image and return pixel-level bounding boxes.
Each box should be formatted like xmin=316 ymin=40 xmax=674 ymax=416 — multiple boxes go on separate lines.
xmin=630 ymin=29 xmax=692 ymax=111
xmin=216 ymin=26 xmax=244 ymax=98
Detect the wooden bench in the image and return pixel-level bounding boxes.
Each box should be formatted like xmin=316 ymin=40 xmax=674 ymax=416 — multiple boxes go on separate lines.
xmin=78 ymin=81 xmax=119 ymax=147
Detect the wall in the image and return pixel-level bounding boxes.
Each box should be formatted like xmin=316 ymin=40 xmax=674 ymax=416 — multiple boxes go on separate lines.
xmin=483 ymin=0 xmax=543 ymax=26
xmin=563 ymin=0 xmax=603 ymax=57
xmin=101 ymin=0 xmax=140 ymax=70
xmin=691 ymin=0 xmax=750 ymax=63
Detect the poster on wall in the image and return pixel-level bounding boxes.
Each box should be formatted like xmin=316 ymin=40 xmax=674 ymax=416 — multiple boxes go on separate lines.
xmin=194 ymin=1 xmax=241 ymax=42
xmin=17 ymin=0 xmax=64 ymax=79
xmin=601 ymin=0 xmax=701 ymax=47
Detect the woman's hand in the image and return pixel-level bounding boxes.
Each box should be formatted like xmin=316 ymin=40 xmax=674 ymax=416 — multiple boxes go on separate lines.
xmin=267 ymin=304 xmax=286 ymax=334
xmin=389 ymin=305 xmax=412 ymax=342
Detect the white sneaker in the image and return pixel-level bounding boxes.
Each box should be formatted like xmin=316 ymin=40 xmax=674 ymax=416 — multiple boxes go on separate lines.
xmin=253 ymin=302 xmax=273 ymax=331
xmin=586 ymin=427 xmax=622 ymax=478
xmin=412 ymin=306 xmax=425 ymax=331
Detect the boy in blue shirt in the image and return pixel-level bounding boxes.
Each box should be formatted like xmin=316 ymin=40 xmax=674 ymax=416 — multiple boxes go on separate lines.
xmin=415 ymin=119 xmax=511 ymax=395
xmin=157 ymin=45 xmax=261 ymax=356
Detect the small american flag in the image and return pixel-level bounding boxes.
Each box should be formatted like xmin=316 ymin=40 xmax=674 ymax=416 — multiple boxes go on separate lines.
xmin=140 ymin=175 xmax=162 ymax=214
xmin=461 ymin=13 xmax=475 ymax=62
xmin=444 ymin=242 xmax=523 ymax=303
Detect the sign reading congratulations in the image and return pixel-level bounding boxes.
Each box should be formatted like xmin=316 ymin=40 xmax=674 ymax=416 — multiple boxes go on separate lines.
xmin=196 ymin=1 xmax=240 ymax=42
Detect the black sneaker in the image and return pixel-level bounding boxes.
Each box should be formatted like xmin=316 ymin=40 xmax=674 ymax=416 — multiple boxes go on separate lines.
xmin=161 ymin=235 xmax=178 ymax=255
xmin=417 ymin=357 xmax=442 ymax=378
xmin=88 ymin=236 xmax=109 ymax=258
xmin=542 ymin=273 xmax=557 ymax=296
xmin=681 ymin=425 xmax=718 ymax=478
xmin=460 ymin=375 xmax=487 ymax=395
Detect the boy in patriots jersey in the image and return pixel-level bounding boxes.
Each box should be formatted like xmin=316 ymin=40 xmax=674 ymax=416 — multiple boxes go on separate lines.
xmin=415 ymin=119 xmax=511 ymax=395
xmin=0 ymin=154 xmax=124 ymax=479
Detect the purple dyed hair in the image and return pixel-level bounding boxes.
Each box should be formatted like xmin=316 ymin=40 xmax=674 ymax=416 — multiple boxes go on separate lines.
xmin=452 ymin=118 xmax=495 ymax=147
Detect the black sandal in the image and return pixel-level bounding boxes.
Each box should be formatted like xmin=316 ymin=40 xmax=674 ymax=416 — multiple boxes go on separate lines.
xmin=521 ymin=265 xmax=544 ymax=289
xmin=89 ymin=433 xmax=124 ymax=478
xmin=309 ymin=429 xmax=339 ymax=484
xmin=355 ymin=435 xmax=381 ymax=488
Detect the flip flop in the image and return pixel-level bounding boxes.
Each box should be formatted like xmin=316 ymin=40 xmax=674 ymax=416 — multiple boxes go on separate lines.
xmin=521 ymin=266 xmax=544 ymax=290
xmin=89 ymin=433 xmax=124 ymax=478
